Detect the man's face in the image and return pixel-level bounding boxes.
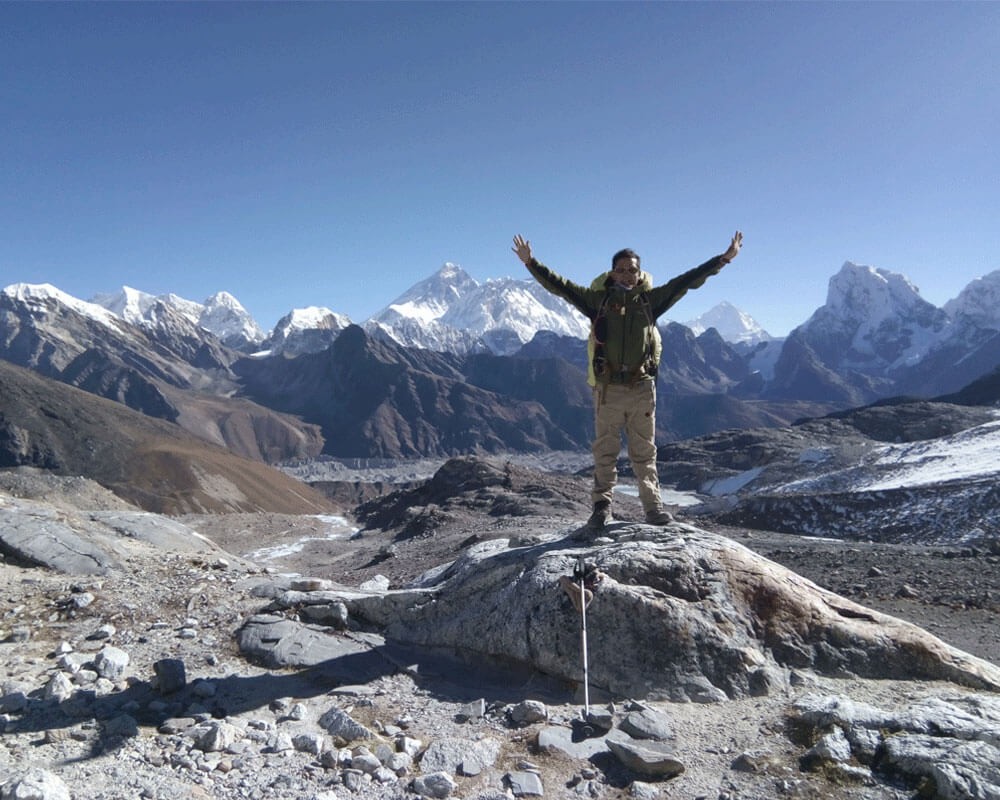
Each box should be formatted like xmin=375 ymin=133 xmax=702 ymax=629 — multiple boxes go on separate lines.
xmin=611 ymin=256 xmax=640 ymax=289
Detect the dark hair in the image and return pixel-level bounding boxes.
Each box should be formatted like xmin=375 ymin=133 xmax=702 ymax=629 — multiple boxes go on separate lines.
xmin=611 ymin=248 xmax=641 ymax=269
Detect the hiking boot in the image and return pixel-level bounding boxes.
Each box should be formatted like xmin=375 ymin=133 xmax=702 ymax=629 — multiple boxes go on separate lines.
xmin=587 ymin=501 xmax=612 ymax=530
xmin=644 ymin=507 xmax=674 ymax=525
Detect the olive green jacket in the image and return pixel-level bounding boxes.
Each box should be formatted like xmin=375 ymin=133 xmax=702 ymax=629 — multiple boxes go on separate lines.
xmin=526 ymin=255 xmax=729 ymax=384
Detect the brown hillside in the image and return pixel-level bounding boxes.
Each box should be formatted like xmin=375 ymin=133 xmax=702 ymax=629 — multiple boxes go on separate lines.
xmin=0 ymin=358 xmax=336 ymax=515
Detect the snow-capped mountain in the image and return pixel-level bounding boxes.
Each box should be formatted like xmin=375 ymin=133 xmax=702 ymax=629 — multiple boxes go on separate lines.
xmin=764 ymin=262 xmax=970 ymax=404
xmin=7 ymin=255 xmax=1000 ymax=462
xmin=259 ymin=306 xmax=353 ymax=357
xmin=91 ymin=286 xmax=265 ymax=351
xmin=0 ymin=281 xmax=232 ymax=410
xmin=803 ymin=262 xmax=951 ymax=372
xmin=943 ymin=270 xmax=1000 ymax=330
xmin=6 ymin=282 xmax=123 ymax=331
xmin=682 ymin=301 xmax=772 ymax=346
xmin=365 ymin=263 xmax=591 ymax=355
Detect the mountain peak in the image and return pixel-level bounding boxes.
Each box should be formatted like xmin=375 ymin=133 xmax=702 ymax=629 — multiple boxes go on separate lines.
xmin=367 ymin=264 xmax=589 ymax=354
xmin=796 ymin=261 xmax=950 ymax=376
xmin=436 ymin=262 xmax=468 ymax=280
xmin=826 ymin=262 xmax=930 ymax=323
xmin=683 ymin=301 xmax=772 ymax=345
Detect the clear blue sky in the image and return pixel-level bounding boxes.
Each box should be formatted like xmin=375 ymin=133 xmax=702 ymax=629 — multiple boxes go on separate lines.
xmin=3 ymin=2 xmax=998 ymax=336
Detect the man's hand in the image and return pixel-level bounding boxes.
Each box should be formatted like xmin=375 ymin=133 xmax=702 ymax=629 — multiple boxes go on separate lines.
xmin=512 ymin=234 xmax=533 ymax=265
xmin=722 ymin=231 xmax=743 ymax=263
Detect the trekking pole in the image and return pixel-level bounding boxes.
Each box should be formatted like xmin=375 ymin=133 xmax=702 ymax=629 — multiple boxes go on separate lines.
xmin=578 ymin=557 xmax=591 ymax=719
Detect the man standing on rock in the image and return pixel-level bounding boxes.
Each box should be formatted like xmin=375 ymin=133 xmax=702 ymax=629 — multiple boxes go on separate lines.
xmin=512 ymin=231 xmax=743 ymax=530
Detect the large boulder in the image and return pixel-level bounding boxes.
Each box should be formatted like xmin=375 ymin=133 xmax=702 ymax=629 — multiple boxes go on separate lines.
xmin=338 ymin=524 xmax=1000 ymax=701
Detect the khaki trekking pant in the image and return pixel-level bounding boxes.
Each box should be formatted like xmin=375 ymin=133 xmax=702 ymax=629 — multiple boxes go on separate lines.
xmin=591 ymin=380 xmax=661 ymax=511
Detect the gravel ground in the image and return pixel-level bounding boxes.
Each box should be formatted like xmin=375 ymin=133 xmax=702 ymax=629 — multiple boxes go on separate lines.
xmin=3 ymin=465 xmax=1000 ymax=800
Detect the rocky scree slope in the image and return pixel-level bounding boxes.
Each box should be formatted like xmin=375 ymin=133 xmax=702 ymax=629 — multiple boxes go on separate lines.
xmin=3 ymin=465 xmax=1000 ymax=799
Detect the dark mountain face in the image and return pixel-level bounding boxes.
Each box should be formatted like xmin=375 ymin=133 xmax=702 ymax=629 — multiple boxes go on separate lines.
xmin=0 ymin=359 xmax=334 ymax=515
xmin=658 ymin=323 xmax=751 ymax=394
xmin=894 ymin=329 xmax=1000 ymax=398
xmin=515 ymin=331 xmax=587 ymax=371
xmin=462 ymin=353 xmax=593 ymax=446
xmin=235 ymin=325 xmax=591 ymax=458
xmin=938 ymin=364 xmax=1000 ymax=407
xmin=765 ymin=330 xmax=882 ymax=405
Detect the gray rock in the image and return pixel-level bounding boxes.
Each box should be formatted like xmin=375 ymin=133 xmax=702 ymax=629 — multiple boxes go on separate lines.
xmin=536 ymin=724 xmax=632 ymax=760
xmin=881 ymin=733 xmax=1000 ymax=799
xmin=57 ymin=652 xmax=88 ymax=673
xmin=345 ymin=529 xmax=1000 ymax=700
xmin=292 ymin=732 xmax=326 ymax=755
xmin=793 ymin=691 xmax=1000 ymax=797
xmin=351 ymin=746 xmax=383 ymax=775
xmin=397 ymin=734 xmax=423 ymax=758
xmin=792 ymin=693 xmax=893 ymax=730
xmin=153 ymin=658 xmax=186 ymax=694
xmin=801 ymin=727 xmax=852 ymax=769
xmin=510 ymin=699 xmax=548 ymax=725
xmin=1 ymin=768 xmax=71 ymax=800
xmin=0 ymin=691 xmax=29 ymax=714
xmin=845 ymin=725 xmax=882 ymax=764
xmin=318 ymin=707 xmax=374 ymax=744
xmin=897 ymin=695 xmax=1000 ymax=747
xmin=506 ymin=770 xmax=545 ymax=797
xmin=93 ymin=645 xmax=129 ymax=680
xmin=411 ymin=771 xmax=457 ymax=799
xmin=299 ymin=601 xmax=349 ymax=629
xmin=619 ymin=707 xmax=673 ymax=741
xmin=457 ymin=698 xmax=485 ymax=721
xmin=341 ymin=769 xmax=365 ymax=792
xmin=629 ymin=781 xmax=661 ymax=799
xmin=0 ymin=506 xmax=118 ymax=574
xmin=607 ymin=738 xmax=685 ymax=779
xmin=586 ymin=707 xmax=615 ymax=730
xmin=386 ymin=751 xmax=413 ymax=775
xmin=373 ymin=766 xmax=398 ymax=784
xmin=43 ymin=672 xmax=74 ymax=702
xmin=420 ymin=737 xmax=500 ymax=776
xmin=359 ymin=574 xmax=391 ymax=591
xmin=237 ymin=615 xmax=381 ymax=668
xmin=193 ymin=720 xmax=243 ymax=752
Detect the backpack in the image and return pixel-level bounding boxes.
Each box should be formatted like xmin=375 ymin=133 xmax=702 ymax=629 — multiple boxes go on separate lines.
xmin=586 ymin=271 xmax=662 ymax=387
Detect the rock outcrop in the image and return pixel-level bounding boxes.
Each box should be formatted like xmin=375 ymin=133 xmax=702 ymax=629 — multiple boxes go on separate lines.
xmin=241 ymin=523 xmax=1000 ymax=702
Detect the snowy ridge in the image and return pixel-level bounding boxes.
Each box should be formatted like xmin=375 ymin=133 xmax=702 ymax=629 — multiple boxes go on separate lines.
xmin=366 ymin=263 xmax=590 ymax=354
xmin=90 ymin=286 xmax=265 ymax=349
xmin=943 ymin=269 xmax=1000 ymax=330
xmin=260 ymin=305 xmax=353 ymax=356
xmin=4 ymin=283 xmax=121 ymax=328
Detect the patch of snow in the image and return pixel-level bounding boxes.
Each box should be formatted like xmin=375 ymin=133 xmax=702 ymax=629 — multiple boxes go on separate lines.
xmin=799 ymin=448 xmax=831 ymax=464
xmin=857 ymin=419 xmax=1000 ymax=491
xmin=613 ymin=485 xmax=701 ymax=507
xmin=702 ymin=467 xmax=764 ymax=496
xmin=244 ymin=515 xmax=356 ymax=562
